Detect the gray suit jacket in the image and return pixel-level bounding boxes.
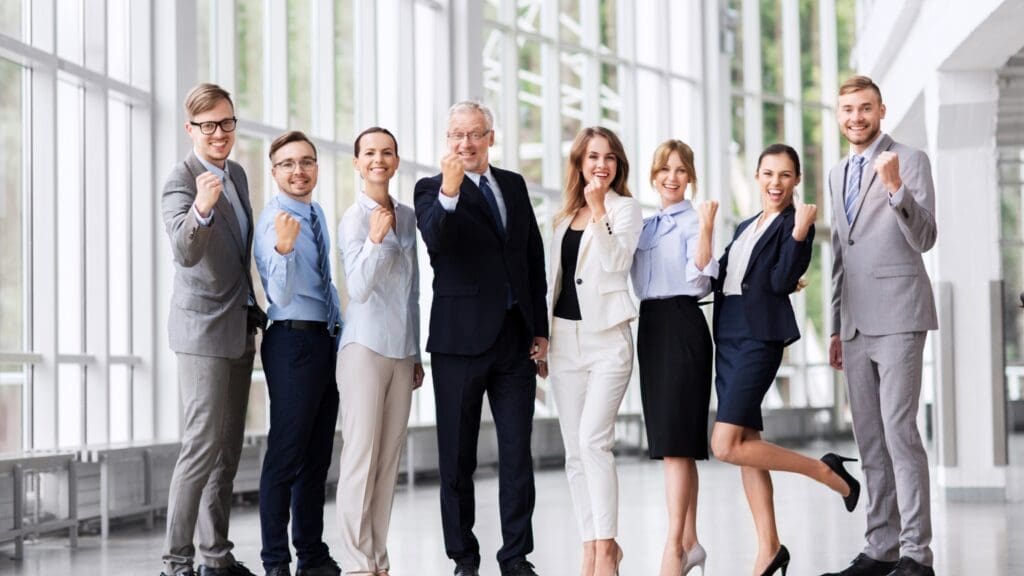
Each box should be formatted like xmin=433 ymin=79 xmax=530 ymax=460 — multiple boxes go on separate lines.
xmin=830 ymin=134 xmax=938 ymax=341
xmin=162 ymin=151 xmax=261 ymax=359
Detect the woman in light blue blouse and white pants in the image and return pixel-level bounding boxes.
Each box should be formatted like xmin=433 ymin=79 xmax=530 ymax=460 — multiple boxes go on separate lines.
xmin=336 ymin=127 xmax=423 ymax=576
xmin=630 ymin=140 xmax=718 ymax=576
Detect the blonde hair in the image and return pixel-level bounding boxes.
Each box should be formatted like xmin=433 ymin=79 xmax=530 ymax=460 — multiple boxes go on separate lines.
xmin=650 ymin=139 xmax=698 ymax=198
xmin=556 ymin=127 xmax=632 ymax=225
xmin=184 ymin=83 xmax=234 ymax=119
xmin=839 ymin=75 xmax=882 ymax=103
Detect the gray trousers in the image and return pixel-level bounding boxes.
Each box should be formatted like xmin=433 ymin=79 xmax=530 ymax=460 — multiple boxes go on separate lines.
xmin=163 ymin=336 xmax=255 ymax=574
xmin=843 ymin=331 xmax=932 ymax=566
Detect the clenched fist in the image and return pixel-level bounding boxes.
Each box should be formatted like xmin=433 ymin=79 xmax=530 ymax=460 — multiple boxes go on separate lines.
xmin=873 ymin=151 xmax=902 ymax=195
xmin=274 ymin=211 xmax=301 ymax=254
xmin=194 ymin=172 xmax=223 ymax=217
xmin=696 ymin=200 xmax=719 ymax=232
xmin=792 ymin=202 xmax=817 ymax=241
xmin=368 ymin=206 xmax=395 ymax=244
xmin=439 ymin=153 xmax=465 ymax=197
xmin=583 ymin=176 xmax=609 ymax=220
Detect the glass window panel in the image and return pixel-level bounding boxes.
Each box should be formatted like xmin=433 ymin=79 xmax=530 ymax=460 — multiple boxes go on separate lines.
xmin=516 ymin=0 xmax=541 ymax=34
xmin=109 ymin=364 xmax=131 ymax=443
xmin=233 ymin=136 xmax=267 ymax=312
xmin=729 ymin=0 xmax=743 ymax=88
xmin=334 ymin=154 xmax=357 ymax=310
xmin=109 ymin=99 xmax=131 ymax=355
xmin=236 ymin=0 xmax=264 ymax=121
xmin=634 ymin=0 xmax=658 ymax=66
xmin=58 ymin=364 xmax=83 ymax=447
xmin=763 ymin=101 xmax=784 ymax=147
xmin=518 ymin=38 xmax=543 ymax=183
xmin=57 ymin=0 xmax=84 ymax=64
xmin=196 ymin=0 xmax=211 ymax=83
xmin=288 ymin=0 xmax=312 ymax=131
xmin=482 ymin=26 xmax=505 ymax=163
xmin=836 ymin=0 xmax=857 ymax=80
xmin=598 ymin=0 xmax=617 ymax=55
xmin=1004 ymin=247 xmax=1024 ymax=365
xmin=671 ymin=79 xmax=697 ymax=145
xmin=483 ymin=0 xmax=500 ymax=22
xmin=0 ymin=59 xmax=24 ymax=353
xmin=599 ymin=60 xmax=620 ymax=129
xmin=108 ymin=0 xmax=130 ymax=83
xmin=801 ymin=106 xmax=824 ymax=208
xmin=0 ymin=364 xmax=23 ymax=453
xmin=0 ymin=0 xmax=22 ymax=39
xmin=668 ymin=0 xmax=697 ymax=77
xmin=57 ymin=80 xmax=84 ymax=354
xmin=760 ymin=0 xmax=783 ymax=96
xmin=559 ymin=0 xmax=581 ymax=45
xmin=335 ymin=0 xmax=354 ymax=139
xmin=414 ymin=2 xmax=438 ymax=165
xmin=730 ymin=95 xmax=755 ymax=219
xmin=635 ymin=69 xmax=660 ymax=207
xmin=804 ymin=241 xmax=828 ymax=367
xmin=245 ymin=372 xmax=268 ymax=434
xmin=799 ymin=0 xmax=821 ymax=102
xmin=560 ymin=51 xmax=583 ymax=166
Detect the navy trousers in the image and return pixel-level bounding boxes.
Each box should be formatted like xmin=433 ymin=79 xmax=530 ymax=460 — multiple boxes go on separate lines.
xmin=430 ymin=310 xmax=537 ymax=568
xmin=259 ymin=323 xmax=339 ymax=570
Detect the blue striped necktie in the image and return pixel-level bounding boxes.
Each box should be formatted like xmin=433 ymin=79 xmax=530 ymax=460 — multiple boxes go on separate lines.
xmin=844 ymin=155 xmax=865 ymax=224
xmin=309 ymin=206 xmax=340 ymax=335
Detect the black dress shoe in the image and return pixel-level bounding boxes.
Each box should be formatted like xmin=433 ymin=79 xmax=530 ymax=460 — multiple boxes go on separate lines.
xmin=760 ymin=545 xmax=790 ymax=576
xmin=885 ymin=557 xmax=934 ymax=576
xmin=820 ymin=553 xmax=898 ymax=576
xmin=501 ymin=558 xmax=539 ymax=576
xmin=454 ymin=562 xmax=481 ymax=576
xmin=199 ymin=563 xmax=257 ymax=576
xmin=821 ymin=453 xmax=861 ymax=512
xmin=160 ymin=571 xmax=195 ymax=576
xmin=265 ymin=565 xmax=291 ymax=576
xmin=296 ymin=559 xmax=341 ymax=576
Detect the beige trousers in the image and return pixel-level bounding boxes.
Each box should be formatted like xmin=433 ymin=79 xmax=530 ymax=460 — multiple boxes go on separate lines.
xmin=336 ymin=343 xmax=414 ymax=575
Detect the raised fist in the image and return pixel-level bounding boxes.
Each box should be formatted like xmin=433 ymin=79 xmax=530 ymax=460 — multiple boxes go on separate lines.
xmin=792 ymin=203 xmax=817 ymax=241
xmin=274 ymin=211 xmax=301 ymax=254
xmin=696 ymin=200 xmax=719 ymax=231
xmin=583 ymin=176 xmax=609 ymax=220
xmin=368 ymin=207 xmax=395 ymax=244
xmin=439 ymin=153 xmax=465 ymax=197
xmin=194 ymin=171 xmax=223 ymax=217
xmin=873 ymin=151 xmax=902 ymax=194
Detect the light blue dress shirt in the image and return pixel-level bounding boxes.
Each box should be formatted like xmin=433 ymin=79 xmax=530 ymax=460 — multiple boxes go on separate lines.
xmin=630 ymin=199 xmax=718 ymax=301
xmin=255 ymin=194 xmax=342 ymax=324
xmin=337 ymin=193 xmax=421 ymax=362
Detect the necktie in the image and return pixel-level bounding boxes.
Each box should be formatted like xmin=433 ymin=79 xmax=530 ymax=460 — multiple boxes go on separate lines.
xmin=310 ymin=206 xmax=341 ymax=336
xmin=478 ymin=175 xmax=505 ymax=235
xmin=844 ymin=155 xmax=865 ymax=224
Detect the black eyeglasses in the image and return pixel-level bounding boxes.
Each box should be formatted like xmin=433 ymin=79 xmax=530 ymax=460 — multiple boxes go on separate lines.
xmin=190 ymin=117 xmax=238 ymax=135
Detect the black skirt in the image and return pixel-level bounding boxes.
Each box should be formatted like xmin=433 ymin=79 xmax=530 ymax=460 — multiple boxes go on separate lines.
xmin=713 ymin=295 xmax=784 ymax=431
xmin=637 ymin=296 xmax=713 ymax=459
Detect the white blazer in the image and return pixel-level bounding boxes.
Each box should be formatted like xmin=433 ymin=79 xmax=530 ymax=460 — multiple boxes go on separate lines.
xmin=548 ymin=191 xmax=643 ymax=332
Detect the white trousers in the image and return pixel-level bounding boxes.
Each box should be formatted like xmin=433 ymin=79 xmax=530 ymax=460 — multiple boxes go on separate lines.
xmin=336 ymin=343 xmax=415 ymax=575
xmin=548 ymin=317 xmax=634 ymax=541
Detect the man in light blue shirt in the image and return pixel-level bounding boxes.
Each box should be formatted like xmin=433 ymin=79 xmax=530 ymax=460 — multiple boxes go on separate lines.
xmin=253 ymin=131 xmax=342 ymax=576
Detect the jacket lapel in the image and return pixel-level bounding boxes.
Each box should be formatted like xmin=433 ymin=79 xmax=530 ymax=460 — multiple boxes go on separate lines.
xmin=832 ymin=159 xmax=850 ymax=240
xmin=747 ymin=207 xmax=790 ymax=277
xmin=461 ymin=176 xmax=504 ymax=241
xmin=848 ymin=134 xmax=894 ymax=232
xmin=229 ymin=164 xmax=255 ymax=253
xmin=186 ymin=152 xmax=245 ymax=253
xmin=490 ymin=167 xmax=516 ymax=240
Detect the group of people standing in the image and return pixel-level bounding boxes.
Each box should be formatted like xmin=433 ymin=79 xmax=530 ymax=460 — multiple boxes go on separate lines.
xmin=158 ymin=72 xmax=937 ymax=576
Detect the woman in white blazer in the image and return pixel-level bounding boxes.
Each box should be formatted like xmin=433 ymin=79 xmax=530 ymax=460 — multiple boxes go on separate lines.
xmin=544 ymin=126 xmax=642 ymax=576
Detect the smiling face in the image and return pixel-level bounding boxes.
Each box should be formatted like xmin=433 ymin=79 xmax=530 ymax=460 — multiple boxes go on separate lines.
xmin=446 ymin=110 xmax=494 ymax=174
xmin=653 ymin=151 xmax=691 ymax=207
xmin=353 ymin=131 xmax=399 ymax=187
xmin=837 ymin=88 xmax=885 ymax=152
xmin=186 ymin=98 xmax=235 ymax=167
xmin=271 ymin=140 xmax=318 ymax=202
xmin=580 ymin=135 xmax=617 ymax=186
xmin=757 ymin=153 xmax=801 ymax=214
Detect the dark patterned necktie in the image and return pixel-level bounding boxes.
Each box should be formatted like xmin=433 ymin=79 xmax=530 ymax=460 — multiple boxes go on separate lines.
xmin=310 ymin=206 xmax=340 ymax=335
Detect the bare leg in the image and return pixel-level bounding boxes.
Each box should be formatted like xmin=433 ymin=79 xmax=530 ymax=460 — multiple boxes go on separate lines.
xmin=580 ymin=540 xmax=596 ymax=576
xmin=682 ymin=458 xmax=700 ymax=552
xmin=594 ymin=538 xmax=622 ymax=576
xmin=659 ymin=457 xmax=696 ymax=576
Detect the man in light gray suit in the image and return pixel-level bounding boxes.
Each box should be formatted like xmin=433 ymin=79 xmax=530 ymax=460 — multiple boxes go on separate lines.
xmin=160 ymin=83 xmax=265 ymax=576
xmin=823 ymin=76 xmax=937 ymax=576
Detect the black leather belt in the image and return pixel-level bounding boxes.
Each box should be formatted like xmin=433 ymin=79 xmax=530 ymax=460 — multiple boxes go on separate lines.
xmin=276 ymin=319 xmax=338 ymax=336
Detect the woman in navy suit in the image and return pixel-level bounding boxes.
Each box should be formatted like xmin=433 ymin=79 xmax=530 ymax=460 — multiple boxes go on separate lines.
xmin=709 ymin=144 xmax=860 ymax=576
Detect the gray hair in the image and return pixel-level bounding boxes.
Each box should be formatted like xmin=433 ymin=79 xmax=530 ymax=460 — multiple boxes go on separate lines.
xmin=447 ymin=100 xmax=494 ymax=131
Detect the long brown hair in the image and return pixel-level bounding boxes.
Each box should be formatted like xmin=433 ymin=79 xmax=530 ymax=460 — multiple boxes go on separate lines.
xmin=556 ymin=126 xmax=632 ymax=225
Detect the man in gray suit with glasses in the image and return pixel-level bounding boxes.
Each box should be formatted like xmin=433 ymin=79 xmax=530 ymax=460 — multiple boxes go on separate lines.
xmin=823 ymin=76 xmax=937 ymax=576
xmin=160 ymin=83 xmax=265 ymax=576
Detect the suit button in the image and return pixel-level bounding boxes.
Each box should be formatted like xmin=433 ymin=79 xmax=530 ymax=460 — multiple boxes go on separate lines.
xmin=576 ymin=278 xmax=583 ymax=285
xmin=848 ymin=239 xmax=855 ymax=245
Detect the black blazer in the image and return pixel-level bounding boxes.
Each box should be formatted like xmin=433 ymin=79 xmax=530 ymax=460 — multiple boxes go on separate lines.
xmin=414 ymin=166 xmax=548 ymax=356
xmin=712 ymin=204 xmax=814 ymax=346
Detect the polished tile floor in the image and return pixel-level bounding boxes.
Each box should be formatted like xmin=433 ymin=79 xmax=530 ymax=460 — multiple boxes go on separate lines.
xmin=2 ymin=439 xmax=1020 ymax=575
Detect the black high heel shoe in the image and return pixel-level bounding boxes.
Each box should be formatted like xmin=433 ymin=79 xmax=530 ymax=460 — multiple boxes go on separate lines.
xmin=821 ymin=452 xmax=861 ymax=512
xmin=760 ymin=545 xmax=790 ymax=576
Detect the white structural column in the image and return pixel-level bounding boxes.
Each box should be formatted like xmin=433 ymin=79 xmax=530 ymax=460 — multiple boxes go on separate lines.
xmin=703 ymin=0 xmax=732 ymax=248
xmin=928 ymin=70 xmax=1007 ymax=501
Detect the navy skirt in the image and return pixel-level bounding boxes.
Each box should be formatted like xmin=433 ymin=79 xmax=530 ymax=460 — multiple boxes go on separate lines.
xmin=714 ymin=295 xmax=784 ymax=431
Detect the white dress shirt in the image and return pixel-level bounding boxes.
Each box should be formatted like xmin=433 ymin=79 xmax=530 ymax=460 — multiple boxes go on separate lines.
xmin=337 ymin=193 xmax=421 ymax=362
xmin=437 ymin=167 xmax=507 ymax=226
xmin=723 ymin=212 xmax=779 ymax=295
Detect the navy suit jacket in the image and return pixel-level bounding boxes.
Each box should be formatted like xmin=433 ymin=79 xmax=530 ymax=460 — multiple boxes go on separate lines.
xmin=712 ymin=204 xmax=814 ymax=346
xmin=414 ymin=165 xmax=548 ymax=356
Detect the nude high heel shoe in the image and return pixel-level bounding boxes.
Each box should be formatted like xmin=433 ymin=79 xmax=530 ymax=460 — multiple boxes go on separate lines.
xmin=682 ymin=542 xmax=707 ymax=575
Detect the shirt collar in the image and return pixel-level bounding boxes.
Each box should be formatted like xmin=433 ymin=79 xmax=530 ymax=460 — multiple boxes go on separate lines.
xmin=357 ymin=192 xmax=396 ymax=211
xmin=659 ymin=199 xmax=692 ymax=217
xmin=275 ymin=192 xmax=315 ymax=219
xmin=464 ymin=166 xmax=495 ymax=187
xmin=193 ymin=147 xmax=229 ymax=181
xmin=850 ymin=132 xmax=886 ymax=163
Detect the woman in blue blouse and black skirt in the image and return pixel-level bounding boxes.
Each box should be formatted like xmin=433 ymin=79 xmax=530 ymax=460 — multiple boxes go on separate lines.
xmin=630 ymin=140 xmax=716 ymax=576
xmin=709 ymin=144 xmax=860 ymax=576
